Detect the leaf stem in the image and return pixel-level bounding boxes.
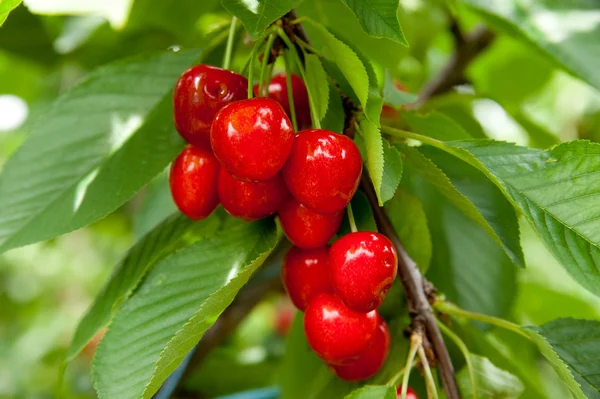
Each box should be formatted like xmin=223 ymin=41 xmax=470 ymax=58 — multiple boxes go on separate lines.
xmin=418 ymin=345 xmax=439 ymax=399
xmin=258 ymin=33 xmax=277 ymax=96
xmin=346 ymin=203 xmax=358 ymax=233
xmin=380 ymin=125 xmax=444 ymax=149
xmin=400 ymin=334 xmax=421 ymax=399
xmin=435 ymin=300 xmax=530 ymax=340
xmin=276 ymin=27 xmax=321 ymax=129
xmin=437 ymin=320 xmax=477 ymax=399
xmin=283 ymin=53 xmax=299 ymax=132
xmin=222 ymin=16 xmax=237 ymax=70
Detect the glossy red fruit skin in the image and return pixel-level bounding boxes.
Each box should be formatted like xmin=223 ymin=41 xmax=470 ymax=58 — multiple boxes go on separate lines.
xmin=282 ymin=246 xmax=333 ymax=311
xmin=211 ymin=97 xmax=294 ymax=181
xmin=330 ymin=232 xmax=398 ymax=313
xmin=169 ymin=145 xmax=220 ymax=220
xmin=218 ymin=167 xmax=288 ymax=220
xmin=254 ymin=73 xmax=311 ymax=130
xmin=173 ymin=65 xmax=248 ymax=147
xmin=330 ymin=316 xmax=390 ymax=381
xmin=397 ymin=386 xmax=418 ymax=399
xmin=304 ymin=293 xmax=378 ymax=365
xmin=283 ymin=129 xmax=362 ymax=213
xmin=279 ymin=197 xmax=343 ymax=249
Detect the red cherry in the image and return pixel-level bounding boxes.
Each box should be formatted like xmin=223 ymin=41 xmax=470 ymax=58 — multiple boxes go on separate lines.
xmin=283 ymin=129 xmax=362 ymax=213
xmin=211 ymin=97 xmax=294 ymax=181
xmin=397 ymin=387 xmax=418 ymax=399
xmin=254 ymin=73 xmax=311 ymax=130
xmin=279 ymin=197 xmax=343 ymax=249
xmin=218 ymin=167 xmax=288 ymax=220
xmin=274 ymin=296 xmax=296 ymax=337
xmin=173 ymin=64 xmax=248 ymax=147
xmin=330 ymin=316 xmax=390 ymax=381
xmin=282 ymin=246 xmax=333 ymax=311
xmin=381 ymin=105 xmax=399 ymax=120
xmin=304 ymin=293 xmax=378 ymax=365
xmin=330 ymin=232 xmax=398 ymax=313
xmin=169 ymin=145 xmax=219 ymax=220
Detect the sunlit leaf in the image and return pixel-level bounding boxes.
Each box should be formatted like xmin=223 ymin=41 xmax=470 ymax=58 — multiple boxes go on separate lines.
xmin=0 ymin=50 xmax=199 ymax=253
xmin=93 ymin=220 xmax=279 ymax=399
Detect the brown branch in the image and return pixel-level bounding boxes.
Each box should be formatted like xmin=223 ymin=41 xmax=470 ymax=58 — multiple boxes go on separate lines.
xmin=360 ymin=175 xmax=460 ymax=398
xmin=412 ymin=23 xmax=495 ymax=108
xmin=280 ymin=8 xmax=462 ymax=397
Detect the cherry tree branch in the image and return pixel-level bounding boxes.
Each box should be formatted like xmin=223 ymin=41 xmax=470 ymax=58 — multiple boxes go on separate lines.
xmin=412 ymin=23 xmax=495 ymax=108
xmin=360 ymin=175 xmax=460 ymax=398
xmin=283 ymin=9 xmax=465 ymax=398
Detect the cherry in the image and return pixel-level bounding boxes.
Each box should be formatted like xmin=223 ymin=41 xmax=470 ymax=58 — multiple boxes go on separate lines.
xmin=381 ymin=80 xmax=409 ymax=122
xmin=330 ymin=316 xmax=390 ymax=381
xmin=274 ymin=296 xmax=296 ymax=337
xmin=173 ymin=64 xmax=248 ymax=147
xmin=304 ymin=293 xmax=378 ymax=365
xmin=330 ymin=232 xmax=398 ymax=313
xmin=282 ymin=246 xmax=333 ymax=311
xmin=218 ymin=167 xmax=288 ymax=220
xmin=254 ymin=73 xmax=311 ymax=130
xmin=211 ymin=97 xmax=294 ymax=181
xmin=283 ymin=129 xmax=362 ymax=214
xmin=397 ymin=387 xmax=418 ymax=399
xmin=169 ymin=145 xmax=220 ymax=220
xmin=279 ymin=197 xmax=343 ymax=249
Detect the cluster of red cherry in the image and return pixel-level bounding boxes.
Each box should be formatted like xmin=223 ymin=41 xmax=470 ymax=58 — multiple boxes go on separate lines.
xmin=168 ymin=64 xmax=415 ymax=394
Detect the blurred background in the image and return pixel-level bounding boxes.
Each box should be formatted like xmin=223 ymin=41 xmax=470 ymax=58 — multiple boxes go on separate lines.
xmin=1 ymin=0 xmax=600 ymax=398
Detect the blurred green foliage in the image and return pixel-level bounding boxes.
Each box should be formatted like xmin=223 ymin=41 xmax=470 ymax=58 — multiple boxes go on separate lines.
xmin=0 ymin=0 xmax=599 ymax=398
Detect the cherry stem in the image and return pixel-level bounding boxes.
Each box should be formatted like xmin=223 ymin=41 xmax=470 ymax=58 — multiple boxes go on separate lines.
xmin=435 ymin=300 xmax=530 ymax=340
xmin=283 ymin=52 xmax=299 ymax=132
xmin=295 ymin=37 xmax=323 ymax=57
xmin=400 ymin=334 xmax=421 ymax=399
xmin=437 ymin=320 xmax=478 ymax=399
xmin=418 ymin=345 xmax=439 ymax=399
xmin=222 ymin=16 xmax=237 ymax=70
xmin=276 ymin=27 xmax=321 ymax=129
xmin=258 ymin=33 xmax=277 ymax=97
xmin=346 ymin=203 xmax=358 ymax=233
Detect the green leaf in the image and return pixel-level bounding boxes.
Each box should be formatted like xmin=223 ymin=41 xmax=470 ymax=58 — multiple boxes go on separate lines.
xmin=380 ymin=139 xmax=403 ymax=203
xmin=339 ymin=0 xmax=407 ymax=45
xmin=386 ymin=187 xmax=432 ymax=272
xmin=421 ymin=147 xmax=524 ymax=267
xmin=460 ymin=0 xmax=600 ymax=91
xmin=66 ymin=213 xmax=221 ymax=360
xmin=0 ymin=0 xmax=21 ymax=25
xmin=345 ymin=385 xmax=396 ymax=399
xmin=383 ymin=71 xmax=417 ymax=106
xmin=526 ymin=318 xmax=600 ymax=399
xmin=304 ymin=53 xmax=329 ymax=122
xmin=457 ymin=354 xmax=524 ymax=398
xmin=442 ymin=140 xmax=600 ymax=296
xmin=221 ymin=0 xmax=304 ymax=40
xmin=311 ymin=23 xmax=369 ymax=107
xmin=132 ymin=172 xmax=177 ymax=239
xmin=92 ymin=219 xmax=279 ymax=399
xmin=402 ymin=149 xmax=517 ymax=318
xmin=321 ymin=85 xmax=345 ymax=133
xmin=402 ymin=109 xmax=472 ymax=140
xmin=397 ymin=144 xmax=522 ymax=267
xmin=359 ymin=118 xmax=385 ymax=206
xmin=0 ymin=50 xmax=199 ymax=254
